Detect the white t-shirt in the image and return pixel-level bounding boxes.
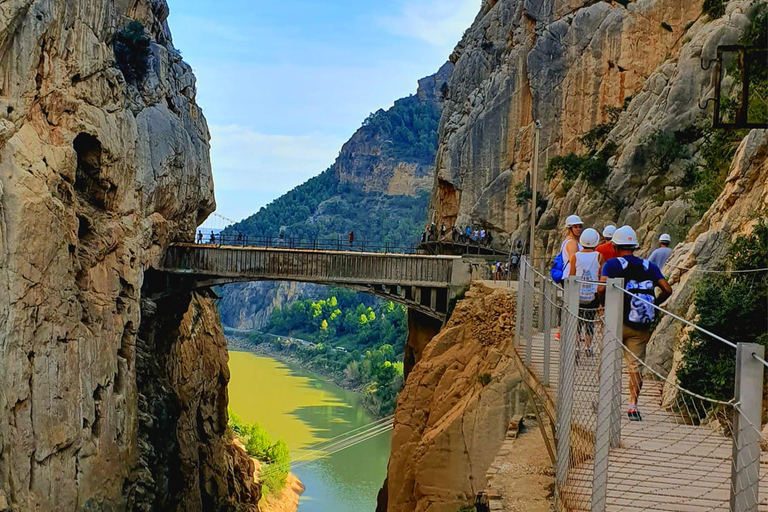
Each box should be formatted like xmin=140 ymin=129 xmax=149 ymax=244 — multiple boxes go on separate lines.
xmin=575 ymin=251 xmax=601 ymax=303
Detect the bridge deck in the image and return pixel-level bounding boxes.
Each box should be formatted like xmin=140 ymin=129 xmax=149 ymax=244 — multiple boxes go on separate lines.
xmin=522 ymin=328 xmax=768 ymax=512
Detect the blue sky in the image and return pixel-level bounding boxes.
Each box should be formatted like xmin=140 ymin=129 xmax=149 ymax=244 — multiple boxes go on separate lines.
xmin=166 ymin=0 xmax=479 ymax=224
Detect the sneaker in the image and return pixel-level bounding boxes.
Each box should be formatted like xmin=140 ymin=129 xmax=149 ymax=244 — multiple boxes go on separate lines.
xmin=627 ymin=407 xmax=642 ymax=421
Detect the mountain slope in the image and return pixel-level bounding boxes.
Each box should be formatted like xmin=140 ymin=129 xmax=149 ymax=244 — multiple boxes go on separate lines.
xmin=218 ymin=63 xmax=452 ymax=330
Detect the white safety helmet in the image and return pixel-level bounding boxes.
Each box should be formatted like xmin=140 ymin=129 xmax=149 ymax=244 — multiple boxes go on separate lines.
xmin=659 ymin=233 xmax=671 ymax=243
xmin=602 ymin=225 xmax=617 ymax=240
xmin=579 ymin=228 xmax=600 ymax=249
xmin=564 ymin=214 xmax=583 ymax=228
xmin=612 ymin=225 xmax=639 ymax=248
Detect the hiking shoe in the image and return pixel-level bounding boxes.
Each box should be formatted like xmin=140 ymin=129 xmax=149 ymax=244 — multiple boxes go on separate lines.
xmin=627 ymin=407 xmax=642 ymax=421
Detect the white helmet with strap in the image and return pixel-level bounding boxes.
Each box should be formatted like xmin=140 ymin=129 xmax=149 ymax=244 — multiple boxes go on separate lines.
xmin=659 ymin=233 xmax=671 ymax=243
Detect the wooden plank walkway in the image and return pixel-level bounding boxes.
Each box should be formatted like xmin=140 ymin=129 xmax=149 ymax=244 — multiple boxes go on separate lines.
xmin=519 ymin=326 xmax=768 ymax=512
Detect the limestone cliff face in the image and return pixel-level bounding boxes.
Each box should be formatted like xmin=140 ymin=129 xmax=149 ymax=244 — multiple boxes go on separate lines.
xmin=0 ymin=1 xmax=255 ymax=511
xmin=429 ymin=0 xmax=760 ymax=256
xmin=336 ymin=62 xmax=452 ymax=196
xmin=383 ymin=284 xmax=522 ymax=512
xmin=427 ymin=0 xmax=766 ymax=368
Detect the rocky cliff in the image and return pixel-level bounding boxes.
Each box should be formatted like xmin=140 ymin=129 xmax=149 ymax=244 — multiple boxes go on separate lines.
xmin=429 ymin=0 xmax=763 ymax=256
xmin=0 ymin=1 xmax=257 ymax=511
xmin=382 ymin=284 xmax=525 ymax=512
xmin=427 ymin=0 xmax=766 ymax=360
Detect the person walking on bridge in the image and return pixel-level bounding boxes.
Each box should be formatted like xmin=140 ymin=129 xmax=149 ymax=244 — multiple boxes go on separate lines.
xmin=569 ymin=228 xmax=603 ymax=355
xmin=197 ymin=230 xmax=203 ymax=244
xmin=560 ymin=215 xmax=583 ymax=277
xmin=599 ymin=225 xmax=672 ymax=422
xmin=348 ymin=231 xmax=354 ymax=247
xmin=596 ymin=225 xmax=617 ymax=262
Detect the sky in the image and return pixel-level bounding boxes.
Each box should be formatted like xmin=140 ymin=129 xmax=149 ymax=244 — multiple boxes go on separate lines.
xmin=166 ymin=0 xmax=480 ymax=224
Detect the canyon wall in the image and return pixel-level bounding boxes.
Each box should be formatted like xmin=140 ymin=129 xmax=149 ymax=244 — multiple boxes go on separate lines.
xmin=430 ymin=0 xmax=762 ymax=258
xmin=427 ymin=0 xmax=766 ymax=366
xmin=0 ymin=1 xmax=256 ymax=510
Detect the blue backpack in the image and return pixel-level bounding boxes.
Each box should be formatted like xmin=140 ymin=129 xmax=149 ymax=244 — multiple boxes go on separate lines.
xmin=550 ymin=252 xmax=565 ymax=283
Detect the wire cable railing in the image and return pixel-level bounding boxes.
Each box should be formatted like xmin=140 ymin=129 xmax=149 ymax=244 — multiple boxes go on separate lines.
xmin=513 ymin=256 xmax=767 ymax=512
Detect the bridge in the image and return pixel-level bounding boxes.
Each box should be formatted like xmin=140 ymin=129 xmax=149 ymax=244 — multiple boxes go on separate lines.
xmin=148 ymin=242 xmax=474 ymax=321
xmin=511 ymin=258 xmax=768 ymax=512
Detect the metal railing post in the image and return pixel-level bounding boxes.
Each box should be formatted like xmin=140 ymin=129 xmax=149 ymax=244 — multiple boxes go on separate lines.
xmin=542 ymin=278 xmax=553 ymax=386
xmin=523 ymin=262 xmax=534 ymax=364
xmin=730 ymin=342 xmax=765 ymax=512
xmin=592 ymin=277 xmax=624 ymax=511
xmin=555 ymin=276 xmax=580 ymax=506
xmin=515 ymin=258 xmax=527 ymax=347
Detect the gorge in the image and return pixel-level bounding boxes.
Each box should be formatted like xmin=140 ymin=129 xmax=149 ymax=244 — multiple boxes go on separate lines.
xmin=0 ymin=0 xmax=766 ymax=511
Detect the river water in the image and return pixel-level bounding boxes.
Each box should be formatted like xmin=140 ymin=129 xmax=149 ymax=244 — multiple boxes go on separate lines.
xmin=228 ymin=350 xmax=390 ymax=512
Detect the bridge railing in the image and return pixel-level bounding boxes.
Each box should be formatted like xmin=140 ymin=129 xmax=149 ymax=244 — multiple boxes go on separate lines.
xmin=163 ymin=244 xmax=456 ymax=287
xmin=189 ymin=233 xmax=419 ymax=254
xmin=515 ymin=257 xmax=766 ymax=512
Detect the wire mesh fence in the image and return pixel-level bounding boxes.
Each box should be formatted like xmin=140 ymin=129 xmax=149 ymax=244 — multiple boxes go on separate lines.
xmin=514 ymin=257 xmax=767 ymax=512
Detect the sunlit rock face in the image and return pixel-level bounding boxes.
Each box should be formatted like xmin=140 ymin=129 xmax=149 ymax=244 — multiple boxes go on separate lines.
xmin=426 ymin=0 xmax=765 ymax=371
xmin=429 ymin=0 xmax=759 ymax=257
xmin=0 ymin=1 xmax=257 ymax=510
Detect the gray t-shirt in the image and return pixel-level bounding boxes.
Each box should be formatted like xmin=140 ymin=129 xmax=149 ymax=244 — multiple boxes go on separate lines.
xmin=648 ymin=246 xmax=672 ymax=271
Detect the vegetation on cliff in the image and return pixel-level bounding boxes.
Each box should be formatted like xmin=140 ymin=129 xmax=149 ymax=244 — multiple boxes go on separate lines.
xmin=225 ymin=93 xmax=440 ymax=246
xmin=677 ymin=218 xmax=768 ymax=401
xmin=228 ymin=410 xmax=291 ymax=495
xmin=362 ymin=95 xmax=441 ymax=163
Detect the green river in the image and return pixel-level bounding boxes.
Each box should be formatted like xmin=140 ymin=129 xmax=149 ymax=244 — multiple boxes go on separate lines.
xmin=228 ymin=350 xmax=391 ymax=512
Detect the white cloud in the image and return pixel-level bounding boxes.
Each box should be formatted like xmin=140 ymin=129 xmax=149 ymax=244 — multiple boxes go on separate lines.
xmin=209 ymin=125 xmax=346 ymax=218
xmin=378 ymin=0 xmax=480 ymax=48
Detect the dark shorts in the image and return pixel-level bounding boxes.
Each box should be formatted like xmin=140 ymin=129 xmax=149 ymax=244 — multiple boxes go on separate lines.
xmin=578 ymin=298 xmax=601 ymax=336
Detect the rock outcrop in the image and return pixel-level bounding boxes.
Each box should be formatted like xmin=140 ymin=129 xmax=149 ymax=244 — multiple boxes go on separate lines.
xmin=382 ymin=284 xmax=523 ymax=512
xmin=0 ymin=1 xmax=257 ymax=511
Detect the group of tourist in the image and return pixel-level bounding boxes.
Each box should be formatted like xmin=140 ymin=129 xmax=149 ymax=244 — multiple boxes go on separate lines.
xmin=419 ymin=222 xmax=495 ymax=247
xmin=555 ymin=214 xmax=673 ymax=422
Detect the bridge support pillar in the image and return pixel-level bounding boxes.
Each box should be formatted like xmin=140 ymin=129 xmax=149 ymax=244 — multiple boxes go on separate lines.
xmin=403 ymin=309 xmax=442 ymax=379
xmin=730 ymin=342 xmax=765 ymax=512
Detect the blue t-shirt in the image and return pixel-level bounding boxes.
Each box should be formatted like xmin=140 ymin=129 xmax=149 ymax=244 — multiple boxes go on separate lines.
xmin=602 ymin=255 xmax=664 ymax=282
xmin=602 ymin=255 xmax=664 ymax=328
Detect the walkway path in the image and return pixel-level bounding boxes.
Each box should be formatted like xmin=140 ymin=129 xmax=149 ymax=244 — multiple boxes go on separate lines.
xmin=513 ymin=261 xmax=768 ymax=512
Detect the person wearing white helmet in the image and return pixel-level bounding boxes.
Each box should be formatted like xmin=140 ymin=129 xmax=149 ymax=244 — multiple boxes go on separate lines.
xmin=596 ymin=224 xmax=618 ymax=262
xmin=598 ymin=225 xmax=673 ymax=422
xmin=648 ymin=233 xmax=673 ymax=271
xmin=559 ymin=214 xmax=583 ymax=277
xmin=569 ymin=228 xmax=604 ymax=355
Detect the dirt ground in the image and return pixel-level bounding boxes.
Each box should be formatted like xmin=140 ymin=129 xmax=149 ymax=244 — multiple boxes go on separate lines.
xmin=493 ymin=419 xmax=555 ymax=512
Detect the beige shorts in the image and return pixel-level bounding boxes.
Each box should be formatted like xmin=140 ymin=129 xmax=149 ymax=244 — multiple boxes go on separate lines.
xmin=623 ymin=324 xmax=651 ymax=374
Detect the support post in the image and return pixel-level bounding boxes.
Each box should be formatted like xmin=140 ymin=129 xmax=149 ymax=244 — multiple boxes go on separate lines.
xmin=515 ymin=258 xmax=527 ymax=347
xmin=730 ymin=343 xmax=765 ymax=512
xmin=555 ymin=276 xmax=580 ymax=506
xmin=542 ymin=278 xmax=553 ymax=387
xmin=523 ymin=262 xmax=534 ymax=364
xmin=591 ymin=278 xmax=624 ymax=511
